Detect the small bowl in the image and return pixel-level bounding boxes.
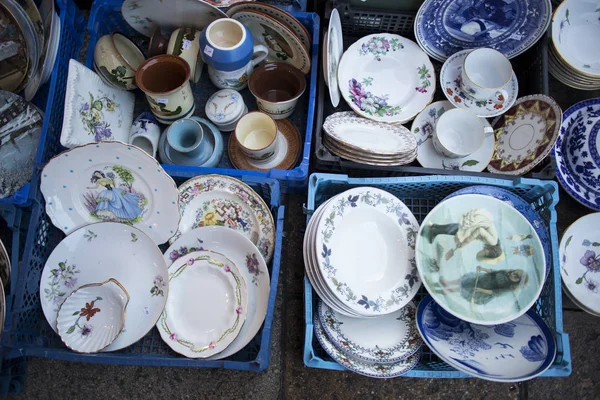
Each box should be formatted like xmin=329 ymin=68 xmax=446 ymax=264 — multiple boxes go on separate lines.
xmin=248 ymin=62 xmax=306 ymax=120
xmin=148 ymin=27 xmax=168 ymax=57
xmin=56 ymin=278 xmax=129 ymax=353
xmin=94 ymin=32 xmax=146 ymax=90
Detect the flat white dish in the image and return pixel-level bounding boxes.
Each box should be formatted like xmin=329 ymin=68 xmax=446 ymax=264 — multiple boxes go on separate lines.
xmin=56 ymin=278 xmax=129 ymax=353
xmin=40 ymin=223 xmax=169 ymax=351
xmin=122 ymin=0 xmax=226 ymax=37
xmin=337 ymin=33 xmax=435 ymax=124
xmin=318 ymin=299 xmax=422 ymax=363
xmin=175 ymin=175 xmax=275 ymax=263
xmin=40 ymin=141 xmax=180 ymax=245
xmin=40 ymin=1 xmax=61 ymax=85
xmin=326 ymin=8 xmax=342 ymax=107
xmin=157 ymin=251 xmax=248 ymax=358
xmin=560 ymin=213 xmax=600 ymax=316
xmin=60 ymin=60 xmax=134 ymax=148
xmin=441 ymin=50 xmax=518 ymax=118
xmin=552 ymin=0 xmax=600 ymax=77
xmin=164 ymin=226 xmax=270 ymax=359
xmin=315 ymin=187 xmax=421 ymax=316
xmin=411 ymin=100 xmax=494 ymax=172
xmin=314 ymin=314 xmax=421 ymax=378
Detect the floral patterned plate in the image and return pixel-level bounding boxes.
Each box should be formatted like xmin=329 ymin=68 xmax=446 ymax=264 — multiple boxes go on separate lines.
xmin=317 ymin=300 xmax=422 ymax=363
xmin=337 ymin=33 xmax=435 ymax=124
xmin=60 ymin=60 xmax=134 ymax=148
xmin=314 ymin=314 xmax=421 ymax=378
xmin=40 ymin=222 xmax=169 ymax=351
xmin=440 ymin=50 xmax=518 ymax=118
xmin=40 ymin=141 xmax=180 ymax=245
xmin=411 ymin=101 xmax=494 ymax=172
xmin=164 ymin=226 xmax=270 ymax=359
xmin=326 ymin=8 xmax=342 ymax=107
xmin=417 ymin=295 xmax=556 ymax=382
xmin=560 ymin=212 xmax=600 ymax=316
xmin=157 ymin=251 xmax=248 ymax=358
xmin=174 ymin=175 xmax=275 ymax=263
xmin=315 ymin=187 xmax=421 ymax=317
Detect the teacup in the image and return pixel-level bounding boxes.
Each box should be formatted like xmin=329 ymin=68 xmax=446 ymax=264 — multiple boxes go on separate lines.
xmin=94 ymin=32 xmax=146 ymax=90
xmin=460 ymin=48 xmax=513 ymax=101
xmin=200 ymin=18 xmax=268 ymax=90
xmin=249 ymin=62 xmax=306 ymax=119
xmin=129 ymin=112 xmax=161 ymax=159
xmin=135 ymin=55 xmax=195 ymax=125
xmin=167 ymin=28 xmax=203 ymax=83
xmin=432 ymin=108 xmax=493 ymax=159
xmin=235 ymin=112 xmax=278 ymax=161
xmin=165 ymin=118 xmax=213 ymax=164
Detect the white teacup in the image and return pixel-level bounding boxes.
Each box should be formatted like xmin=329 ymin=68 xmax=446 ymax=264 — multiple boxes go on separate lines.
xmin=432 ymin=108 xmax=493 ymax=159
xmin=461 ymin=48 xmax=513 ymax=100
xmin=235 ymin=112 xmax=278 ymax=161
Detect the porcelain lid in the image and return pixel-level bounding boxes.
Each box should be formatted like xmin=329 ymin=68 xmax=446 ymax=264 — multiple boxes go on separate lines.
xmin=205 ymin=89 xmax=245 ymax=126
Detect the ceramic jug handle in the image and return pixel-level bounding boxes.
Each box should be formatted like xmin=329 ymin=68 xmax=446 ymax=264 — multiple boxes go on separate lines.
xmin=250 ymin=45 xmax=269 ymax=68
xmin=484 ymin=125 xmax=495 ymax=138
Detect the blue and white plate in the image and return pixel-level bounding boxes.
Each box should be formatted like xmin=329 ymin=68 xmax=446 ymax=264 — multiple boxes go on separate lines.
xmin=443 ymin=185 xmax=551 ymax=281
xmin=416 ymin=295 xmax=556 ymax=382
xmin=554 ymin=98 xmax=600 ymax=210
xmin=415 ymin=0 xmax=552 ymax=62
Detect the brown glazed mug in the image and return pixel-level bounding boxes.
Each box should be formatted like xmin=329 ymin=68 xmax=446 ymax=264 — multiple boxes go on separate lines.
xmin=135 ymin=55 xmax=195 ymax=125
xmin=248 ymin=62 xmax=306 ymax=119
xmin=148 ymin=27 xmax=168 ymax=57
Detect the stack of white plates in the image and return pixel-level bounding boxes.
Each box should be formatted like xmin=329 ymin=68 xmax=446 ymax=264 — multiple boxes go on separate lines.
xmin=549 ymin=0 xmax=600 ymax=90
xmin=322 ymin=112 xmax=418 ymax=166
xmin=304 ymin=187 xmax=421 ymax=318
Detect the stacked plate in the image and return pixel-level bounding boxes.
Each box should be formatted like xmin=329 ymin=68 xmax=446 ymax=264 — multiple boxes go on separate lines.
xmin=549 ymin=0 xmax=600 ymax=90
xmin=322 ymin=112 xmax=418 ymax=166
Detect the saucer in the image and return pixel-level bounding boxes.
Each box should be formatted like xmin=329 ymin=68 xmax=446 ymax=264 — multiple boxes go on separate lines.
xmin=440 ymin=50 xmax=518 ymax=118
xmin=228 ymin=118 xmax=301 ymax=171
xmin=159 ymin=117 xmax=223 ymax=168
xmin=411 ymin=101 xmax=494 ymax=172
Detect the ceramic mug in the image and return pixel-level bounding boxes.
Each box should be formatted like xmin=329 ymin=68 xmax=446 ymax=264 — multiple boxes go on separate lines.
xmin=167 ymin=28 xmax=203 ymax=83
xmin=432 ymin=108 xmax=493 ymax=158
xmin=249 ymin=62 xmax=306 ymax=119
xmin=94 ymin=32 xmax=146 ymax=90
xmin=148 ymin=27 xmax=168 ymax=57
xmin=460 ymin=48 xmax=513 ymax=101
xmin=200 ymin=18 xmax=268 ymax=90
xmin=165 ymin=118 xmax=213 ymax=164
xmin=235 ymin=111 xmax=278 ymax=161
xmin=135 ymin=55 xmax=195 ymax=125
xmin=129 ymin=112 xmax=161 ymax=158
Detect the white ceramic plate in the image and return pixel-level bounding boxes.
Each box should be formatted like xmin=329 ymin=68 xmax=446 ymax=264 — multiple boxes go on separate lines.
xmin=552 ymin=0 xmax=600 ymax=77
xmin=326 ymin=8 xmax=342 ymax=107
xmin=40 ymin=223 xmax=169 ymax=351
xmin=164 ymin=226 xmax=270 ymax=359
xmin=411 ymin=101 xmax=494 ymax=172
xmin=337 ymin=33 xmax=435 ymax=124
xmin=174 ymin=175 xmax=275 ymax=263
xmin=40 ymin=141 xmax=180 ymax=245
xmin=40 ymin=3 xmax=61 ymax=85
xmin=157 ymin=251 xmax=248 ymax=358
xmin=122 ymin=0 xmax=226 ymax=37
xmin=0 ymin=239 xmax=9 ymax=288
xmin=315 ymin=187 xmax=421 ymax=316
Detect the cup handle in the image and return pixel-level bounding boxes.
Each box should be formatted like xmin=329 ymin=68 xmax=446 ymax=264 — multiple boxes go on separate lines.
xmin=250 ymin=45 xmax=269 ymax=68
xmin=484 ymin=125 xmax=495 ymax=138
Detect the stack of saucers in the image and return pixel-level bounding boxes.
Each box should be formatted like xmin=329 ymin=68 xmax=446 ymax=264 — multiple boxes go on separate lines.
xmin=322 ymin=112 xmax=418 ymax=166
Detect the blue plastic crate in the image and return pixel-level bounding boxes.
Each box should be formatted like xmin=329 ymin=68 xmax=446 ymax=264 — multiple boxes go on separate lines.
xmin=303 ymin=173 xmax=572 ymax=378
xmin=82 ymin=0 xmax=319 ymax=193
xmin=0 ymin=0 xmax=86 ymax=206
xmin=0 ymin=354 xmax=26 ymax=397
xmin=3 ymin=171 xmax=284 ymax=371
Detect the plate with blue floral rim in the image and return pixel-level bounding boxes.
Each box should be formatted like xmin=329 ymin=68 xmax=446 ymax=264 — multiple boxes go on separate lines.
xmin=39 ymin=222 xmax=169 ymax=352
xmin=440 ymin=49 xmax=518 ymax=118
xmin=411 ymin=100 xmax=494 ymax=172
xmin=317 ymin=299 xmax=422 ymax=363
xmin=414 ymin=0 xmax=552 ymax=62
xmin=173 ymin=175 xmax=275 ymax=263
xmin=164 ymin=226 xmax=270 ymax=359
xmin=416 ymin=194 xmax=545 ymax=325
xmin=314 ymin=313 xmax=422 ymax=378
xmin=559 ymin=212 xmax=600 ymax=316
xmin=416 ymin=295 xmax=556 ymax=382
xmin=443 ymin=185 xmax=551 ymax=282
xmin=337 ymin=33 xmax=435 ymax=124
xmin=157 ymin=250 xmax=248 ymax=358
xmin=40 ymin=141 xmax=180 ymax=245
xmin=553 ymin=98 xmax=600 ymax=210
xmin=315 ymin=187 xmax=421 ymax=317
